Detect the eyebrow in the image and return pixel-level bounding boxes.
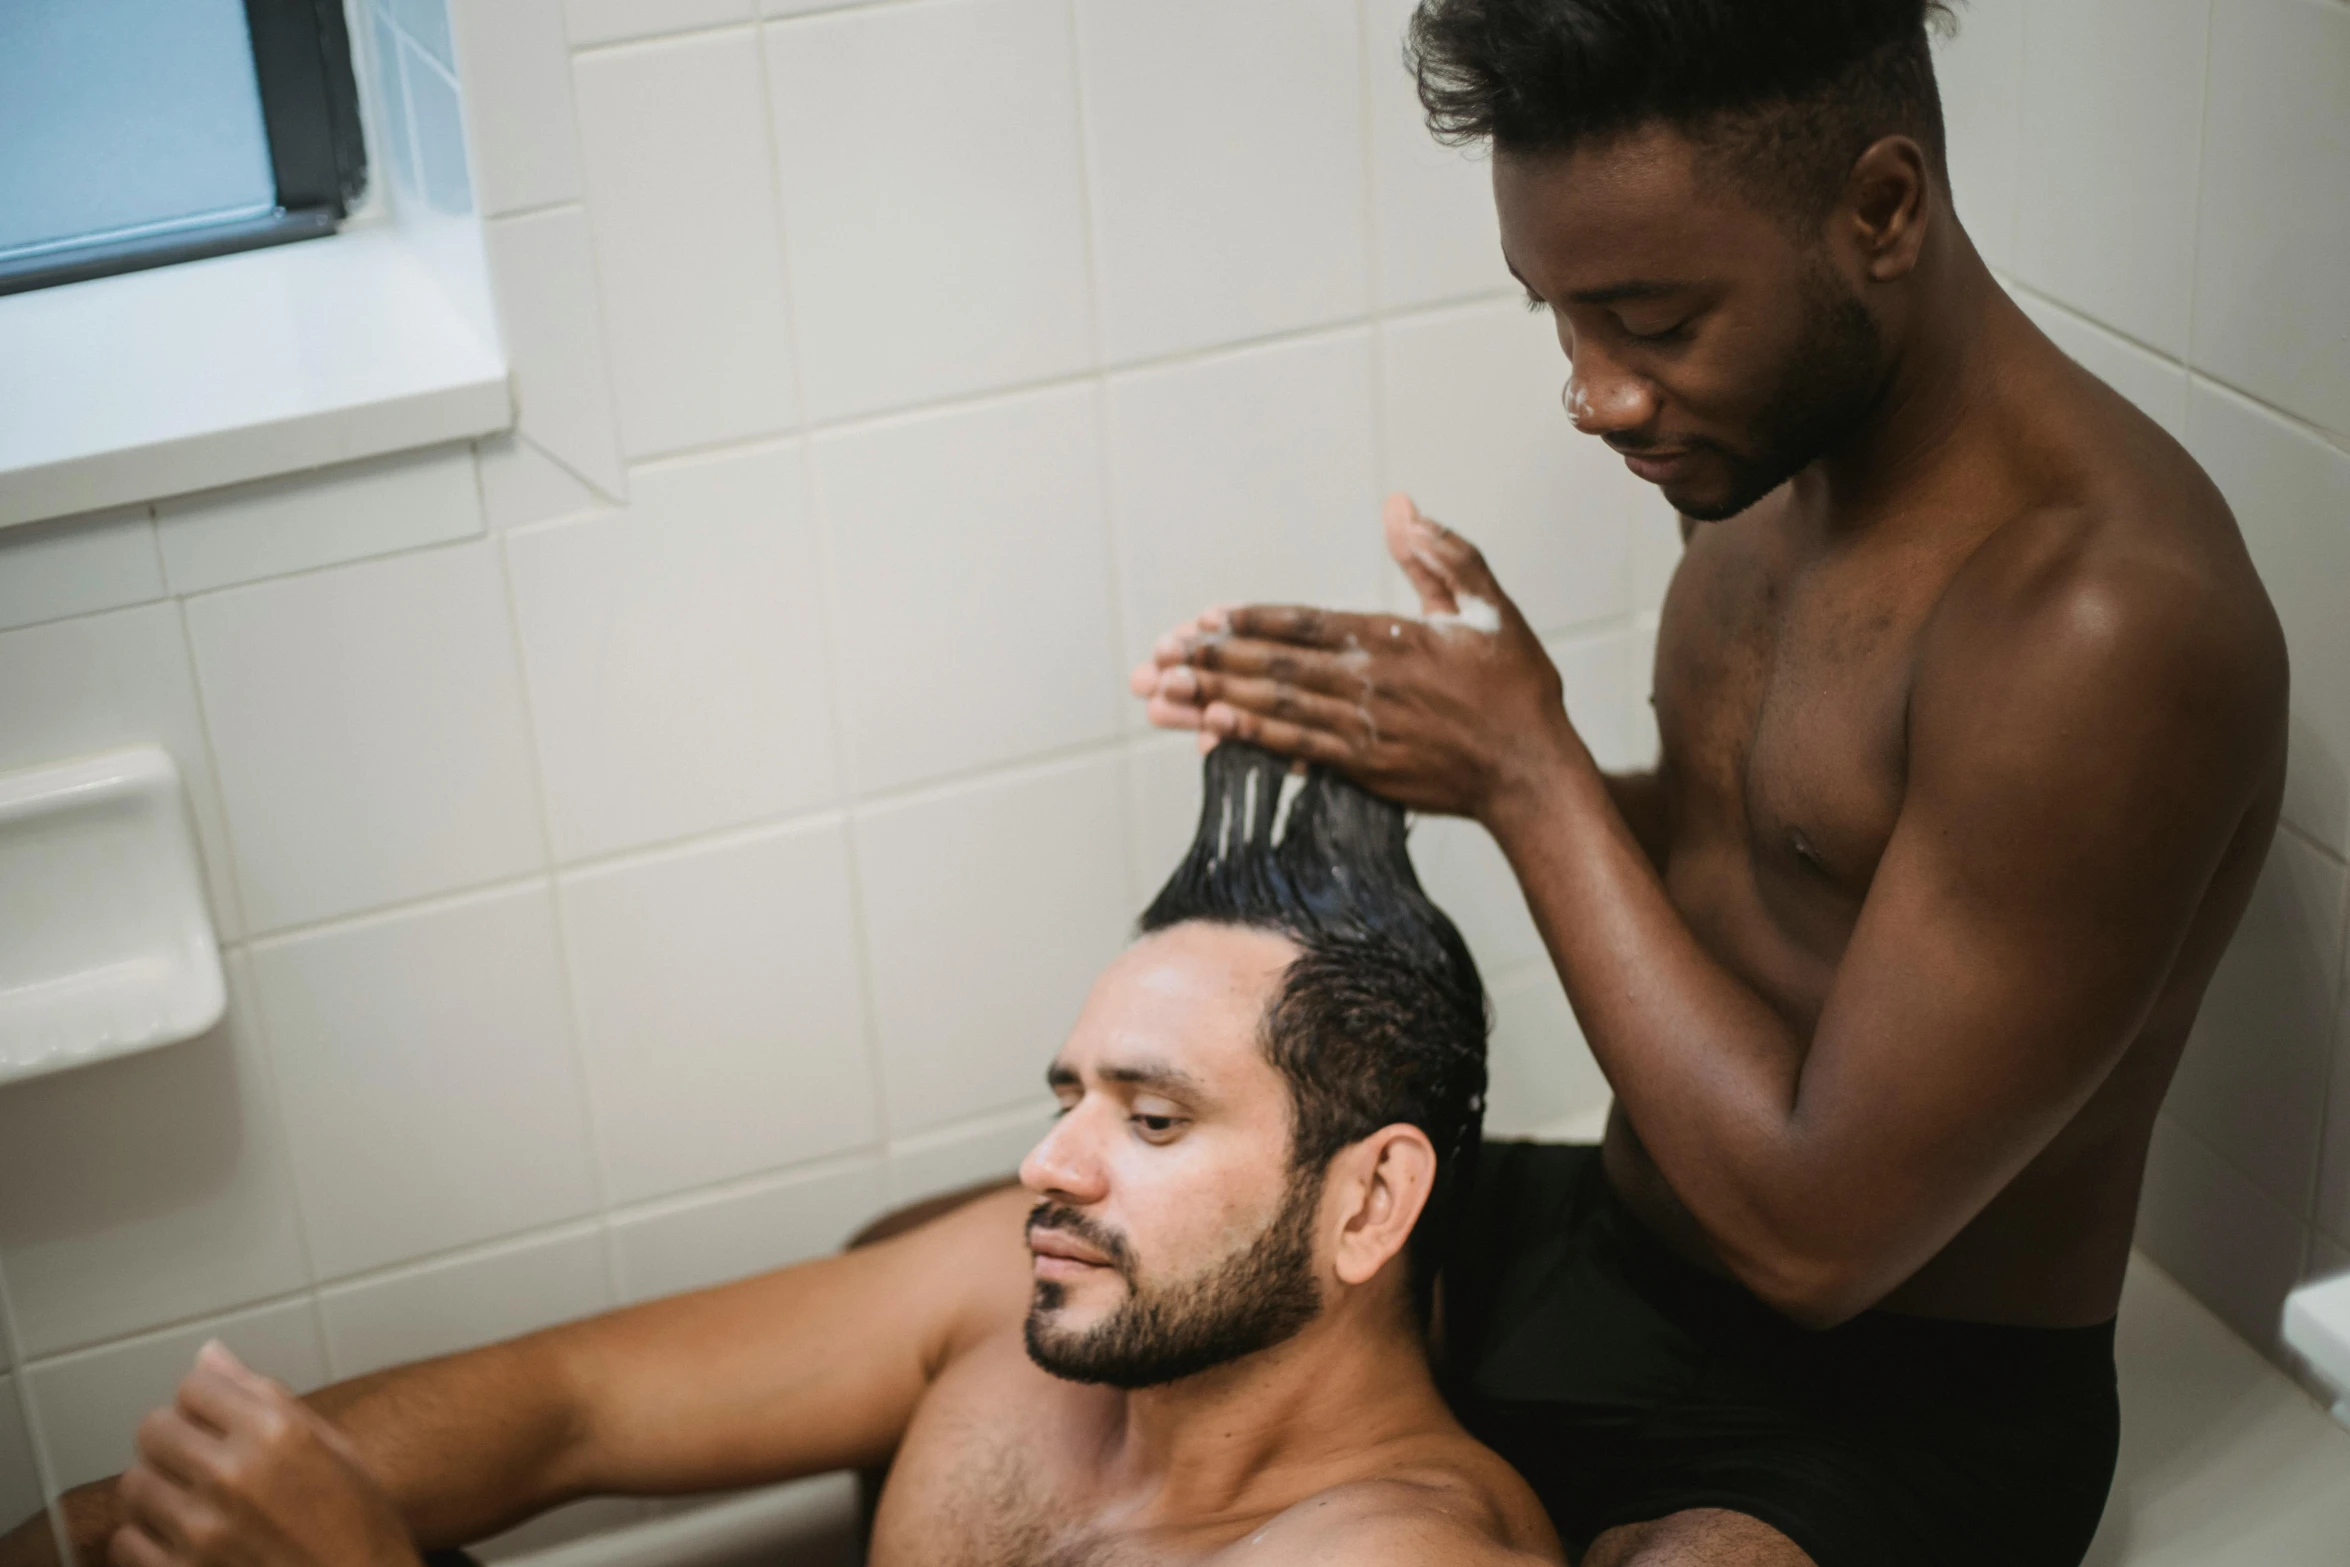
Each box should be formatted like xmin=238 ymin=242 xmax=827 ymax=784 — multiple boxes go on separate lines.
xmin=1566 ymin=280 xmax=1684 ymax=305
xmin=1507 ymin=264 xmax=1683 ymax=310
xmin=1044 ymin=1059 xmax=1208 ymax=1097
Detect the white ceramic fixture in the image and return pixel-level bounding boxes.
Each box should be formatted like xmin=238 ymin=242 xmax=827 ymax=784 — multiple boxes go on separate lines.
xmin=0 ymin=745 xmax=225 ymax=1086
xmin=2283 ymin=1269 xmax=2350 ymax=1430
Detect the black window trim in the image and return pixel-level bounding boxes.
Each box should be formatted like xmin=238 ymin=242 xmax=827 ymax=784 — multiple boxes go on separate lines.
xmin=0 ymin=0 xmax=370 ymax=299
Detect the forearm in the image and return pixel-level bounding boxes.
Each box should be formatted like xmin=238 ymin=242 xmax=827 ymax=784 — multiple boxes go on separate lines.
xmin=1599 ymin=767 xmax=1668 ymax=872
xmin=2 ymin=1338 xmax=587 ymax=1565
xmin=303 ymin=1336 xmax=588 ymax=1550
xmin=1485 ymin=748 xmax=1841 ymax=1310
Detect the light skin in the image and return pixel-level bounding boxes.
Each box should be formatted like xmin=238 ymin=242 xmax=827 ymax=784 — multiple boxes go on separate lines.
xmin=1136 ymin=128 xmax=2287 ymax=1566
xmin=1 ymin=925 xmax=1556 ymax=1567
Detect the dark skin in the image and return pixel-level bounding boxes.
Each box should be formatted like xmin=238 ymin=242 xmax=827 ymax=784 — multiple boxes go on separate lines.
xmin=1139 ymin=125 xmax=2286 ymax=1398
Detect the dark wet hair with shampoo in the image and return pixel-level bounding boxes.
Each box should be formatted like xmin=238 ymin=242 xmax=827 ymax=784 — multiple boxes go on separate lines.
xmin=1407 ymin=0 xmax=1955 ymax=225
xmin=1139 ymin=742 xmax=1487 ymax=1310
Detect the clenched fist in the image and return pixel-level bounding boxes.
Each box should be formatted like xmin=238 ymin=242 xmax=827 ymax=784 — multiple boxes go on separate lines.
xmin=111 ymin=1344 xmax=419 ymax=1567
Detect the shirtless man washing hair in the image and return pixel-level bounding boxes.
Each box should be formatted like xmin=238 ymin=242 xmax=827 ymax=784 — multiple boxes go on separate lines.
xmin=2 ymin=746 xmax=1557 ymax=1567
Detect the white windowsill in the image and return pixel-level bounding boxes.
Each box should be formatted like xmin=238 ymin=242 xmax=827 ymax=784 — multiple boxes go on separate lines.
xmin=0 ymin=227 xmax=511 ymax=529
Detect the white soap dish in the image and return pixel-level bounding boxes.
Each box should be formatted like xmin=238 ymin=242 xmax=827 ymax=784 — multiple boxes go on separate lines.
xmin=0 ymin=745 xmax=226 ymax=1087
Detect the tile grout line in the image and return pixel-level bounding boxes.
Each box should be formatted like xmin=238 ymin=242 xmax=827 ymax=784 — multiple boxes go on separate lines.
xmin=745 ymin=9 xmax=903 ymax=1168
xmin=19 ymin=1077 xmax=1071 ymax=1374
xmin=2295 ymin=819 xmax=2350 ymax=1250
xmin=2179 ymin=0 xmax=2220 ymax=394
xmin=0 ymin=1248 xmax=76 ymax=1564
xmin=167 ymin=594 xmax=340 ymax=1397
xmin=1060 ymin=0 xmax=1156 ymax=895
xmin=485 ymin=527 xmax=626 ymax=1312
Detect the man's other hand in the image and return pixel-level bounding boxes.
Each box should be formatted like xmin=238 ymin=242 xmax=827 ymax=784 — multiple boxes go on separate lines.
xmin=1128 ymin=493 xmax=1586 ymax=820
xmin=111 ymin=1344 xmax=419 ymax=1567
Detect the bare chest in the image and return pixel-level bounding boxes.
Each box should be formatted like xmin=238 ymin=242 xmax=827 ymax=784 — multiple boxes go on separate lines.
xmin=868 ymin=1342 xmax=1253 ymax=1567
xmin=1651 ymin=513 xmax=1948 ymax=1018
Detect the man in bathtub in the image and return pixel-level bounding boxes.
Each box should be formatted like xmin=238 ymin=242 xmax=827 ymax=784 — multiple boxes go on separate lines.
xmin=5 ymin=745 xmax=1561 ymax=1567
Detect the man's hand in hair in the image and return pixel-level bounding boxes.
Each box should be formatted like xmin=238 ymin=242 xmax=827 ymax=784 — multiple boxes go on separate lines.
xmin=111 ymin=1344 xmax=419 ymax=1567
xmin=1131 ymin=492 xmax=1587 ymax=824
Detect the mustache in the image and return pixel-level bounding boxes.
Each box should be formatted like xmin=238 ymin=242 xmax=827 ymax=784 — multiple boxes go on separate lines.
xmin=1026 ymin=1202 xmax=1136 ymax=1277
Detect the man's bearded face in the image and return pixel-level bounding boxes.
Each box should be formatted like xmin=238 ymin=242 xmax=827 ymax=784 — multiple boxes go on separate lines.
xmin=1658 ymin=258 xmax=1886 ymax=522
xmin=1022 ymin=1173 xmax=1323 ymax=1389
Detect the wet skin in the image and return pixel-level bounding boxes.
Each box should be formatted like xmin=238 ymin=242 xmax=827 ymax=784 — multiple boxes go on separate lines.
xmin=1137 ymin=126 xmax=2290 ymax=1332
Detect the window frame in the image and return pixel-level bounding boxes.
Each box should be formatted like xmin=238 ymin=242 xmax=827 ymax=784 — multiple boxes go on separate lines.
xmin=0 ymin=0 xmax=369 ymax=298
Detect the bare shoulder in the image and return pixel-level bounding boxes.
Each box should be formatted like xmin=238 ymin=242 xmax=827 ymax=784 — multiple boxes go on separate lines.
xmin=1921 ymin=472 xmax=2287 ymax=770
xmin=857 ymin=1183 xmax=1037 ymax=1368
xmin=1237 ymin=1456 xmax=1564 ymax=1566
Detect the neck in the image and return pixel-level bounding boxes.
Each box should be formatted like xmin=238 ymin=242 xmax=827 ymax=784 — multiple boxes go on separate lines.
xmin=1803 ymin=213 xmax=2014 ymax=530
xmin=1099 ymin=1289 xmax=1443 ymax=1522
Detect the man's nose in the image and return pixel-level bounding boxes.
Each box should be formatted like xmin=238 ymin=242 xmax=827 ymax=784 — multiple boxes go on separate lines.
xmin=1019 ymin=1113 xmax=1106 ymax=1205
xmin=1563 ymin=348 xmax=1657 ymax=436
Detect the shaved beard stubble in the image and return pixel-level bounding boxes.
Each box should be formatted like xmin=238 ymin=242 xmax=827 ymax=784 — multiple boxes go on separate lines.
xmin=1670 ymin=257 xmax=1887 ymax=523
xmin=1023 ymin=1174 xmax=1325 ymax=1390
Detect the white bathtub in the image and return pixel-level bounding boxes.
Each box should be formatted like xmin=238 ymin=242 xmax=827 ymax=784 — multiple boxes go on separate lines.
xmin=490 ymin=1254 xmax=2350 ymax=1567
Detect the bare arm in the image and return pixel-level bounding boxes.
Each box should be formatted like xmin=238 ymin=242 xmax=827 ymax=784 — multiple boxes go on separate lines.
xmin=1482 ymin=550 xmax=2279 ymax=1320
xmin=1146 ymin=515 xmax=2282 ymax=1325
xmin=7 ymin=1187 xmax=1031 ymax=1565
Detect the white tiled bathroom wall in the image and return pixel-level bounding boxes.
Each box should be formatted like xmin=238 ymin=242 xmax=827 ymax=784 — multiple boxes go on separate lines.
xmin=3 ymin=0 xmax=2346 ymax=1540
xmin=0 ymin=0 xmax=1663 ymax=1530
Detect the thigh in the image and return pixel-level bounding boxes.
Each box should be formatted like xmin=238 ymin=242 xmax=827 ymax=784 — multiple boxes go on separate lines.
xmin=1582 ymin=1509 xmax=1817 ymax=1567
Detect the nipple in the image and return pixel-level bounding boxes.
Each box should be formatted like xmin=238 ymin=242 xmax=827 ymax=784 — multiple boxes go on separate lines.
xmin=1787 ymin=828 xmax=1827 ymax=873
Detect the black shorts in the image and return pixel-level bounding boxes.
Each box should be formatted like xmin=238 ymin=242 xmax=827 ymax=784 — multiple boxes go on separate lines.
xmin=1440 ymin=1143 xmax=2120 ymax=1567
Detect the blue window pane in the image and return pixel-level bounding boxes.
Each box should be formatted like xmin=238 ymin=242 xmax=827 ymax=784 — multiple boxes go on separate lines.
xmin=0 ymin=0 xmax=278 ymax=264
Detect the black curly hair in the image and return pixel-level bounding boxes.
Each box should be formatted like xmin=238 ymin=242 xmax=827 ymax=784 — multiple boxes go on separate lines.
xmin=1407 ymin=0 xmax=1959 ymax=224
xmin=1139 ymin=743 xmax=1487 ymax=1312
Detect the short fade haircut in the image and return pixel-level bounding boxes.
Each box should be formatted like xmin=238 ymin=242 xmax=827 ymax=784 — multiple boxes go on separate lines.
xmin=1140 ymin=743 xmax=1487 ymax=1307
xmin=1408 ymin=0 xmax=1955 ymax=225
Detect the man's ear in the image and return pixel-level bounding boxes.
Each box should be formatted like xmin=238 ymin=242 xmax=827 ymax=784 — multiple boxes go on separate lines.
xmin=1839 ymin=135 xmax=1933 ymax=283
xmin=1328 ymin=1125 xmax=1438 ymax=1288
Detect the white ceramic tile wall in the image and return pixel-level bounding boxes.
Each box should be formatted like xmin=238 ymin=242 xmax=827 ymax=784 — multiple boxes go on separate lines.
xmin=482 ymin=209 xmax=628 ymax=499
xmin=1076 ymin=0 xmax=1371 ymax=362
xmin=815 ymin=385 xmax=1121 ymax=793
xmin=855 ymin=753 xmax=1133 ymax=1134
xmin=7 ymin=0 xmax=2347 ymax=1530
xmin=1929 ymin=0 xmax=2025 ymax=270
xmin=1363 ymin=0 xmax=1508 ymax=307
xmin=186 ymin=540 xmax=544 ymax=933
xmin=765 ymin=0 xmax=1098 ymax=422
xmin=318 ymin=1224 xmax=611 ymax=1379
xmin=2192 ymin=0 xmax=2350 ymax=442
xmin=2011 ymin=0 xmax=2211 ymax=357
xmin=1108 ymin=330 xmax=1387 ymax=667
xmin=449 ymin=0 xmax=584 ymax=218
xmin=558 ymin=819 xmax=876 ymax=1203
xmin=609 ymin=1159 xmax=890 ymax=1303
xmin=0 ymin=508 xmax=163 ymax=634
xmin=503 ymin=446 xmax=840 ymax=860
xmin=571 ymin=30 xmax=797 ymax=457
xmin=155 ymin=443 xmax=485 ymax=596
xmin=249 ymin=884 xmax=599 ymax=1280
